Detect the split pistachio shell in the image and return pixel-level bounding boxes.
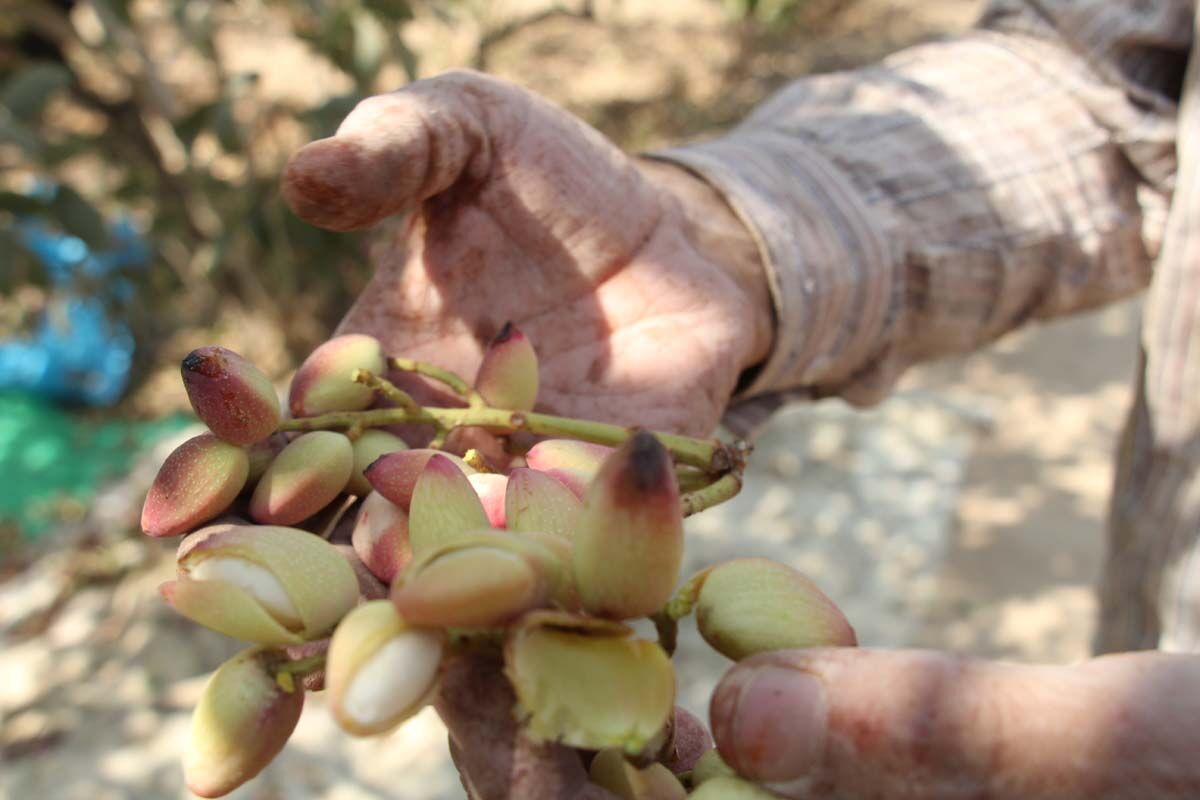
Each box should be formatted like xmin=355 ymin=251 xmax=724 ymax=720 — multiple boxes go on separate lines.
xmin=391 ymin=531 xmax=565 ymax=627
xmin=468 ymin=472 xmax=509 ymax=528
xmin=474 ymin=322 xmax=539 ymax=412
xmin=588 ymin=749 xmax=687 ymax=800
xmin=350 ymin=491 xmax=411 ymax=583
xmin=249 ymin=431 xmax=353 ymax=525
xmin=288 ymin=334 xmax=385 ymax=417
xmin=504 ymin=611 xmax=674 ymax=753
xmin=142 ymin=433 xmax=249 ymax=537
xmin=505 ymin=467 xmax=583 ymax=539
xmin=348 ymin=429 xmax=407 ymax=496
xmin=164 ymin=524 xmax=359 ymax=645
xmin=695 ymin=558 xmax=856 ymax=661
xmin=524 ymin=439 xmax=614 ymax=498
xmin=365 ymin=448 xmax=475 ymax=510
xmin=407 ymin=454 xmax=491 ymax=556
xmin=184 ymin=647 xmax=303 ymax=798
xmin=181 ymin=346 xmax=281 ymax=445
xmin=326 ymin=601 xmax=444 ymax=736
xmin=572 ymin=431 xmax=683 ymax=619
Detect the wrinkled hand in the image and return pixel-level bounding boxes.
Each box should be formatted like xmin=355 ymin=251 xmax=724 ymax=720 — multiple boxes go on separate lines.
xmin=709 ymin=647 xmax=1200 ymax=799
xmin=282 ymin=69 xmax=771 ymax=437
xmin=282 ymin=70 xmax=768 ymax=798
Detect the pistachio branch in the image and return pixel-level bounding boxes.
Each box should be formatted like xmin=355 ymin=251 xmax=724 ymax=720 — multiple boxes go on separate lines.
xmin=278 ymin=403 xmax=737 ymax=474
xmin=351 ymin=369 xmax=421 ymax=415
xmin=389 ymin=357 xmax=485 ymax=408
xmin=680 ymin=473 xmax=743 ymax=517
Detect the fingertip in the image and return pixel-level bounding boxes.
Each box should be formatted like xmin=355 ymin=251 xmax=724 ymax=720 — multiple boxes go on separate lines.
xmin=282 ymin=137 xmax=389 ymax=231
xmin=712 ymin=663 xmax=828 ymax=784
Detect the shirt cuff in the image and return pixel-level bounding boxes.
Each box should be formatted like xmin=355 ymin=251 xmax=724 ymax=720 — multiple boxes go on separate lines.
xmin=650 ymin=131 xmax=900 ymax=411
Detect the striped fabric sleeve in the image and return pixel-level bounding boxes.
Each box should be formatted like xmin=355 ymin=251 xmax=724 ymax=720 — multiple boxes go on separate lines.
xmin=651 ymin=1 xmax=1189 ymax=436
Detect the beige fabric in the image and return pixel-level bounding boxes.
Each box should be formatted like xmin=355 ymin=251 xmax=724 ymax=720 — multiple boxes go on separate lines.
xmin=655 ymin=0 xmax=1200 ymax=651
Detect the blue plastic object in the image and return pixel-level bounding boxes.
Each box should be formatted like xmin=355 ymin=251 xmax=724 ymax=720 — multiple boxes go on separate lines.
xmin=0 ymin=187 xmax=150 ymax=407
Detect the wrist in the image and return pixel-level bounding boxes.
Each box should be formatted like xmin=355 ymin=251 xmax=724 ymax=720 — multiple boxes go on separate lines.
xmin=636 ymin=158 xmax=774 ymax=379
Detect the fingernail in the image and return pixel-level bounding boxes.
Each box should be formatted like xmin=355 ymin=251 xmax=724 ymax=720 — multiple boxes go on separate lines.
xmin=715 ymin=666 xmax=827 ymax=783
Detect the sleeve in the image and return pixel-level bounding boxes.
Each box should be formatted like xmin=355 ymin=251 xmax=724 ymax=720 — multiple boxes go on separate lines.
xmin=651 ymin=0 xmax=1192 ymax=433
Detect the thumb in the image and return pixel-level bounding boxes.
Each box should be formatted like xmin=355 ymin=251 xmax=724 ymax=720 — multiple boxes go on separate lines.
xmin=282 ymin=70 xmax=496 ymax=231
xmin=710 ymin=648 xmax=1200 ymax=800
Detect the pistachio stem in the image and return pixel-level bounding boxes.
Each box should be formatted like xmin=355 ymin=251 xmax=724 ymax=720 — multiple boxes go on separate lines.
xmin=680 ymin=472 xmax=743 ymax=516
xmin=650 ymin=611 xmax=679 ymax=657
xmin=278 ymin=406 xmax=734 ymax=473
xmin=272 ymin=652 xmax=326 ymax=691
xmin=389 ymin=357 xmax=485 ymax=408
xmin=462 ymin=449 xmax=493 ymax=473
xmin=351 ymin=369 xmax=422 ymax=416
xmin=664 ymin=566 xmax=713 ymax=621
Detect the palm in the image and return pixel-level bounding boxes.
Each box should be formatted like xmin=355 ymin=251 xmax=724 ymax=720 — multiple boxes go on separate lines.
xmin=284 ymin=72 xmax=758 ymax=436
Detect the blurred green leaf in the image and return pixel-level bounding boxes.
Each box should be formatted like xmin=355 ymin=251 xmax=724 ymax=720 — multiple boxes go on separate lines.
xmin=1 ymin=63 xmax=71 ymax=120
xmin=173 ymin=101 xmax=219 ymax=148
xmin=50 ymin=185 xmax=108 ymax=247
xmin=0 ymin=191 xmax=44 ymax=215
xmin=395 ymin=37 xmax=419 ymax=81
xmin=212 ymin=99 xmax=241 ymax=152
xmin=352 ymin=9 xmax=388 ymax=86
xmin=362 ymin=0 xmax=414 ymax=22
xmin=0 ymin=115 xmax=42 ymax=154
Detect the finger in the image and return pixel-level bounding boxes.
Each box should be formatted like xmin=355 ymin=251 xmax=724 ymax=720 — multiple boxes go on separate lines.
xmin=434 ymin=653 xmax=617 ymax=800
xmin=282 ymin=70 xmax=495 ymax=231
xmin=709 ymin=648 xmax=1200 ymax=800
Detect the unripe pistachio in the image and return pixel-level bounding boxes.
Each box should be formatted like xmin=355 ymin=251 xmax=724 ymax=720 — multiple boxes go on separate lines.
xmin=474 ymin=322 xmax=539 ymax=411
xmin=467 ymin=472 xmax=508 ymax=528
xmin=364 ymin=448 xmax=475 ymax=510
xmin=525 ymin=439 xmax=614 ymax=498
xmin=163 ymin=524 xmax=359 ymax=645
xmin=245 ymin=433 xmax=287 ymax=484
xmin=694 ymin=558 xmax=856 ymax=661
xmin=572 ymin=431 xmax=683 ymax=619
xmin=691 ymin=749 xmax=736 ymax=786
xmin=588 ymin=749 xmax=686 ymax=800
xmin=348 ymin=429 xmax=407 ymax=496
xmin=326 ymin=601 xmax=444 ymax=736
xmin=181 ymin=346 xmax=281 ymax=445
xmin=505 ymin=467 xmax=582 ymax=539
xmin=142 ymin=433 xmax=249 ymax=537
xmin=288 ymin=334 xmax=384 ymax=417
xmin=687 ymin=777 xmax=779 ymax=799
xmin=184 ymin=647 xmax=303 ymax=798
xmin=350 ymin=491 xmax=412 ymax=583
xmin=407 ymin=454 xmax=491 ymax=556
xmin=391 ymin=531 xmax=564 ymax=627
xmin=504 ymin=611 xmax=675 ymax=754
xmin=249 ymin=431 xmax=353 ymax=525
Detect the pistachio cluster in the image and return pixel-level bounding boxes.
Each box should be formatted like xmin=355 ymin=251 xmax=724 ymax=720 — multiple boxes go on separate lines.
xmin=142 ymin=325 xmax=856 ymax=799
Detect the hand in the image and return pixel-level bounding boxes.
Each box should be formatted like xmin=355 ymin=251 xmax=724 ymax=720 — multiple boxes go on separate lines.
xmin=281 ymin=70 xmax=765 ymax=798
xmin=282 ymin=69 xmax=772 ymax=436
xmin=708 ymin=647 xmax=1200 ymax=799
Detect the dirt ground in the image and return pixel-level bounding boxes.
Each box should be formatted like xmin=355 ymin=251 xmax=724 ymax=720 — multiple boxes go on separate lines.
xmin=1 ymin=0 xmax=1149 ymax=797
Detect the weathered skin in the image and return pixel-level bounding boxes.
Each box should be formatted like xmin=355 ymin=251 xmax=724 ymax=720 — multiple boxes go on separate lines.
xmin=710 ymin=648 xmax=1200 ymax=799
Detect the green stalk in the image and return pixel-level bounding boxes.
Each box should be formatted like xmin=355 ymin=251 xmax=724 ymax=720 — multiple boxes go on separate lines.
xmin=389 ymin=357 xmax=484 ymax=407
xmin=278 ymin=405 xmax=737 ymax=473
xmin=680 ymin=473 xmax=743 ymax=516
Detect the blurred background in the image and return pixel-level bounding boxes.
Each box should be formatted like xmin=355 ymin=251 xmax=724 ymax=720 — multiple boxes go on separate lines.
xmin=0 ymin=0 xmax=1141 ymax=797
